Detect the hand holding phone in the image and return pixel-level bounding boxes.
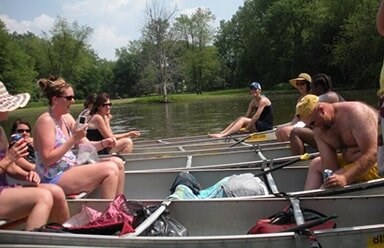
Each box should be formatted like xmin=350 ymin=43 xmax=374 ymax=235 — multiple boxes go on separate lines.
xmin=77 ymin=116 xmax=87 ymax=129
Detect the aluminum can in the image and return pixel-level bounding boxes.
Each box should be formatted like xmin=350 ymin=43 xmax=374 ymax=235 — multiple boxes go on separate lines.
xmin=10 ymin=133 xmax=23 ymax=143
xmin=323 ymin=169 xmax=333 ymax=181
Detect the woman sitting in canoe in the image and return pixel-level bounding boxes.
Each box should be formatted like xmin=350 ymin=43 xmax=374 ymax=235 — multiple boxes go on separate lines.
xmin=208 ymin=82 xmax=273 ymax=138
xmin=33 ymin=77 xmax=125 ymax=199
xmin=275 ymin=73 xmax=311 ymax=142
xmin=86 ymin=92 xmax=140 ymax=154
xmin=0 ymin=82 xmax=69 ymax=230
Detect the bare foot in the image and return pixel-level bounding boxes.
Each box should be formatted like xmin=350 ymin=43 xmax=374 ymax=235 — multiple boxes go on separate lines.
xmin=208 ymin=133 xmax=224 ymax=138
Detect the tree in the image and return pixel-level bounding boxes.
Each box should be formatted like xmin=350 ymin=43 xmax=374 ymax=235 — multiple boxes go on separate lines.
xmin=174 ymin=8 xmax=217 ymax=93
xmin=0 ymin=21 xmax=37 ymax=97
xmin=141 ymin=0 xmax=177 ymax=102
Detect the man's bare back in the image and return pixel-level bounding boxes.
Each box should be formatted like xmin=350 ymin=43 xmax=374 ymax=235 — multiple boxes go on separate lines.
xmin=315 ymin=102 xmax=378 ymax=164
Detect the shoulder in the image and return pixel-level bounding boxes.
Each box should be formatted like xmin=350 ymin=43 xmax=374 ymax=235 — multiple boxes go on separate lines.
xmin=89 ymin=114 xmax=105 ymax=126
xmin=337 ymin=102 xmax=377 ymax=119
xmin=35 ymin=112 xmax=51 ymax=125
xmin=260 ymin=95 xmax=271 ymax=106
xmin=63 ymin=113 xmax=76 ymax=125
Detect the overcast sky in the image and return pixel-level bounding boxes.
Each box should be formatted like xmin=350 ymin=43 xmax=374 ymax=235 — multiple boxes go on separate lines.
xmin=0 ymin=0 xmax=244 ymax=60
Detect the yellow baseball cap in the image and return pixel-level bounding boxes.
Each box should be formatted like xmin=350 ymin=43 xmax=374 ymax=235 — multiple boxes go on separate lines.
xmin=295 ymin=94 xmax=319 ymax=119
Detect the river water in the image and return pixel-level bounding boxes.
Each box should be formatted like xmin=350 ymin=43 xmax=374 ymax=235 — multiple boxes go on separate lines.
xmin=84 ymin=89 xmax=378 ymax=139
xmin=4 ymin=89 xmax=377 ymax=140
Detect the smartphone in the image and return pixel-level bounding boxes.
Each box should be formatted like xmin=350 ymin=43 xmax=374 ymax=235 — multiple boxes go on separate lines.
xmin=79 ymin=116 xmax=87 ymax=124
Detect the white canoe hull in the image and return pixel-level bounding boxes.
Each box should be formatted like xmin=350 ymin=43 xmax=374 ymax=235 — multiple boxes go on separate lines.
xmin=2 ymin=196 xmax=384 ymax=248
xmin=128 ymin=140 xmax=290 ymax=160
xmin=88 ymin=161 xmax=384 ymax=199
xmin=123 ymin=147 xmax=317 ymax=171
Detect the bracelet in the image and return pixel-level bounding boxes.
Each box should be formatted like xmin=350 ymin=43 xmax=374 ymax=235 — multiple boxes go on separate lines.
xmin=101 ymin=140 xmax=105 ymax=148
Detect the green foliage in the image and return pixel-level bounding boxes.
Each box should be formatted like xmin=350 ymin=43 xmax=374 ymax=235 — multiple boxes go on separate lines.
xmin=215 ymin=0 xmax=384 ymax=90
xmin=0 ymin=21 xmax=37 ymax=96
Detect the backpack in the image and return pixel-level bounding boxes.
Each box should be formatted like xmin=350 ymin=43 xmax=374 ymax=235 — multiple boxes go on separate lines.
xmin=247 ymin=205 xmax=337 ymax=234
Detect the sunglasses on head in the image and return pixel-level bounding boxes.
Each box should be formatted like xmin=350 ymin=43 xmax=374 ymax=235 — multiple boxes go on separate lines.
xmin=59 ymin=95 xmax=75 ymax=101
xmin=16 ymin=129 xmax=30 ymax=133
xmin=102 ymin=103 xmax=112 ymax=107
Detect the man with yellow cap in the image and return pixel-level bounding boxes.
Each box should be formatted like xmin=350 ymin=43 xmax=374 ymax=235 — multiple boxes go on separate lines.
xmin=295 ymin=94 xmax=380 ymax=189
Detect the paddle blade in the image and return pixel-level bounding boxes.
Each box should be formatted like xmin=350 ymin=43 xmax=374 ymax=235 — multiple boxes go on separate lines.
xmin=300 ymin=152 xmax=319 ymax=161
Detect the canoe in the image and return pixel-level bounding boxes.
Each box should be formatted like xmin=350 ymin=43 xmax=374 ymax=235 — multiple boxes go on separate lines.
xmin=88 ymin=160 xmax=384 ymax=199
xmin=123 ymin=146 xmax=317 ymax=171
xmin=2 ymin=195 xmax=384 ymax=247
xmin=128 ymin=140 xmax=291 ymax=160
xmin=133 ymin=128 xmax=277 ymax=148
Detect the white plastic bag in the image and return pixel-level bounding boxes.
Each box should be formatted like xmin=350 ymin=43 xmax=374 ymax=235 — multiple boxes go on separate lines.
xmin=77 ymin=143 xmax=99 ymax=165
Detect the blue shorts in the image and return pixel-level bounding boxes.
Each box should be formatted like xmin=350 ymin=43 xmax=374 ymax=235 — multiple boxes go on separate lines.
xmin=43 ymin=172 xmax=63 ymax=184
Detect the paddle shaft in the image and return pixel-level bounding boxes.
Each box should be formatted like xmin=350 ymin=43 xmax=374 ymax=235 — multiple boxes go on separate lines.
xmin=123 ymin=199 xmax=172 ymax=237
xmin=254 ymin=153 xmax=318 ymax=178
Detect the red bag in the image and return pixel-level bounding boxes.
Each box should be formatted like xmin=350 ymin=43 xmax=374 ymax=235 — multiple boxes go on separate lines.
xmin=248 ymin=205 xmax=336 ymax=234
xmin=48 ymin=194 xmax=135 ymax=235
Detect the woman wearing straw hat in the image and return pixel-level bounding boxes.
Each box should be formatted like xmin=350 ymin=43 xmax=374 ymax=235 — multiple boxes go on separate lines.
xmin=33 ymin=76 xmax=125 ymax=199
xmin=275 ymin=73 xmax=311 ymax=142
xmin=0 ymin=82 xmax=69 ymax=230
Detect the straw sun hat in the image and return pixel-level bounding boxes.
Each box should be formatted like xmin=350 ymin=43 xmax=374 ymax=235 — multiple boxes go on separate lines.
xmin=0 ymin=82 xmax=30 ymax=112
xmin=289 ymin=73 xmax=312 ymax=89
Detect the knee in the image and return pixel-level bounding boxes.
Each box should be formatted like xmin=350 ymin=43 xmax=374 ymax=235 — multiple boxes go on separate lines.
xmin=36 ymin=189 xmax=54 ymax=207
xmin=104 ymin=161 xmax=120 ymax=176
xmin=110 ymin=156 xmax=125 ymax=170
xmin=45 ymin=184 xmax=66 ymax=200
xmin=310 ymin=157 xmax=323 ymax=171
xmin=289 ymin=128 xmax=300 ymax=142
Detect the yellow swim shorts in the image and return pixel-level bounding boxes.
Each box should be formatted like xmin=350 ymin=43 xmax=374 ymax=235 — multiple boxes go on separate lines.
xmin=338 ymin=155 xmax=380 ymax=183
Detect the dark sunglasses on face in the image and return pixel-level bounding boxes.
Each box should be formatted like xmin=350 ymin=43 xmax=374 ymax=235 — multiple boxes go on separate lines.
xmin=59 ymin=95 xmax=75 ymax=101
xmin=296 ymin=81 xmax=307 ymax=86
xmin=102 ymin=103 xmax=112 ymax=107
xmin=16 ymin=129 xmax=30 ymax=133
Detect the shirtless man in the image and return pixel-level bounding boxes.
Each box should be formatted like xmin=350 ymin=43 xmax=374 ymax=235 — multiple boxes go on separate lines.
xmin=295 ymin=94 xmax=380 ymax=190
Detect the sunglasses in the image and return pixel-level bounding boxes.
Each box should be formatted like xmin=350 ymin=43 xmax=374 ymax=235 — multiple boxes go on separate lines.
xmin=102 ymin=103 xmax=112 ymax=107
xmin=16 ymin=129 xmax=30 ymax=133
xmin=59 ymin=95 xmax=75 ymax=101
xmin=296 ymin=81 xmax=307 ymax=86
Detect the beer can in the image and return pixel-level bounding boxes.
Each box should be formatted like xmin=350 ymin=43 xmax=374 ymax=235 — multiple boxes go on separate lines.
xmin=323 ymin=169 xmax=333 ymax=181
xmin=10 ymin=133 xmax=23 ymax=143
